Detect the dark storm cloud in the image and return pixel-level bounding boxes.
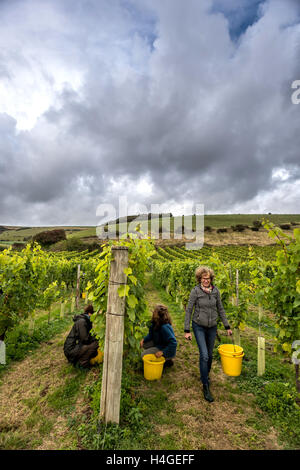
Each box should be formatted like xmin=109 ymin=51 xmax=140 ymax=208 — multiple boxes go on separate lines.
xmin=0 ymin=0 xmax=300 ymax=225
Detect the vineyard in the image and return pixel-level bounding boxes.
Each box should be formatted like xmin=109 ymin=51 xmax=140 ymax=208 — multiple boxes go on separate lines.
xmin=0 ymin=221 xmax=300 ymax=450
xmin=154 ymin=244 xmax=278 ymax=263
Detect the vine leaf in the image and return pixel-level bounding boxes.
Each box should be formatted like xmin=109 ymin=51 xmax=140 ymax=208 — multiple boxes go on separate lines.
xmin=128 ymin=275 xmax=137 ymax=285
xmin=294 ymin=228 xmax=300 ymax=243
xmin=127 ymin=294 xmax=138 ymax=308
xmin=117 ymin=284 xmax=130 ymax=298
xmin=282 ymin=343 xmax=292 ymax=353
xmin=293 ymin=298 xmax=300 ymax=309
xmin=123 ymin=267 xmax=132 ymax=276
xmin=127 ymin=309 xmax=136 ymax=322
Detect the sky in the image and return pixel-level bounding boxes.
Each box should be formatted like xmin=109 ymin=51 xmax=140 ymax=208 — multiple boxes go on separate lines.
xmin=0 ymin=0 xmax=300 ymax=226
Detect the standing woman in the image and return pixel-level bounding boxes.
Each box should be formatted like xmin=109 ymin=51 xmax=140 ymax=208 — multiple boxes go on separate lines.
xmin=184 ymin=266 xmax=232 ymax=402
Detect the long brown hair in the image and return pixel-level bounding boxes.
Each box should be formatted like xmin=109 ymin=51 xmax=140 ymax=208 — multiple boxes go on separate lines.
xmin=84 ymin=304 xmax=94 ymax=315
xmin=151 ymin=304 xmax=172 ymax=330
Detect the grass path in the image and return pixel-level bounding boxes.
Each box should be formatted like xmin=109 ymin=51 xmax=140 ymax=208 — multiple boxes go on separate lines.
xmin=138 ymin=278 xmax=283 ymax=450
xmin=0 ymin=323 xmax=98 ymax=450
xmin=0 ymin=278 xmax=287 ymax=450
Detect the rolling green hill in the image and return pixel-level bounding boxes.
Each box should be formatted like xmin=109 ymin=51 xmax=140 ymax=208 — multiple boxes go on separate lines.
xmin=0 ymin=215 xmax=299 ymax=248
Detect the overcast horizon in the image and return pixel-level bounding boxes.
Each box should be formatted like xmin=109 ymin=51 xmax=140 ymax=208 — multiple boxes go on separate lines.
xmin=1 ymin=0 xmax=300 ymax=226
xmin=2 ymin=211 xmax=300 ymax=229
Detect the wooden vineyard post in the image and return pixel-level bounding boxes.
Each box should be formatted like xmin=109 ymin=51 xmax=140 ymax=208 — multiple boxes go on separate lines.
xmin=29 ymin=311 xmax=35 ymax=335
xmin=257 ymin=337 xmax=265 ymax=376
xmin=48 ymin=305 xmax=52 ymax=324
xmin=236 ymin=268 xmax=239 ymax=304
xmin=0 ymin=340 xmax=6 ymax=365
xmin=71 ymin=296 xmax=75 ymax=314
xmin=233 ymin=269 xmax=241 ymax=346
xmin=76 ymin=264 xmax=81 ymax=309
xmin=60 ymin=301 xmax=65 ymax=319
xmin=233 ymin=328 xmax=241 ymax=347
xmin=100 ymin=246 xmax=128 ymax=425
xmin=257 ymin=305 xmax=265 ymax=376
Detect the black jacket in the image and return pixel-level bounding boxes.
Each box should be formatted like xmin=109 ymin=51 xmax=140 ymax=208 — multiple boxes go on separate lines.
xmin=63 ymin=313 xmax=96 ymax=363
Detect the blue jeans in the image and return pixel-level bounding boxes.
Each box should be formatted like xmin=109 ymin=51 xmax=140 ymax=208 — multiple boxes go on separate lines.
xmin=192 ymin=321 xmax=217 ymax=385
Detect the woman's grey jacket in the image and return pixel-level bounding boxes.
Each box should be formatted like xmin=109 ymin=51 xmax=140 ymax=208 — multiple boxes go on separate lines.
xmin=184 ymin=285 xmax=231 ymax=332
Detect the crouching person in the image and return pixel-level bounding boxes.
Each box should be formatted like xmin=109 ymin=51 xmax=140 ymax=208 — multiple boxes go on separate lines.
xmin=140 ymin=304 xmax=177 ymax=368
xmin=64 ymin=304 xmax=98 ymax=370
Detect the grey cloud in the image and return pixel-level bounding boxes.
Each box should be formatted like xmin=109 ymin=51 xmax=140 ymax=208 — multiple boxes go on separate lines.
xmin=0 ymin=0 xmax=300 ymax=225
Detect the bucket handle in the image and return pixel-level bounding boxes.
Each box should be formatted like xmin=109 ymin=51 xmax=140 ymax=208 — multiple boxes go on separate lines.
xmin=229 ymin=331 xmax=237 ymax=353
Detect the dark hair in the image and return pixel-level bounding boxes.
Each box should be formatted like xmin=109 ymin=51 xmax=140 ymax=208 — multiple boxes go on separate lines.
xmin=84 ymin=304 xmax=94 ymax=315
xmin=151 ymin=304 xmax=172 ymax=330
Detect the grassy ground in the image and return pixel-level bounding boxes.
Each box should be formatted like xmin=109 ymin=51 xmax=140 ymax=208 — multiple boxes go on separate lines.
xmin=75 ymin=277 xmax=299 ymax=450
xmin=0 ymin=298 xmax=98 ymax=450
xmin=0 ymin=277 xmax=299 ymax=450
xmin=131 ymin=279 xmax=297 ymax=450
xmin=123 ymin=280 xmax=281 ymax=450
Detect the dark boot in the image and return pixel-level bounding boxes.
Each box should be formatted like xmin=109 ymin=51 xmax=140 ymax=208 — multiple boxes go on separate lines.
xmin=163 ymin=359 xmax=174 ymax=369
xmin=203 ymin=384 xmax=214 ymax=402
xmin=75 ymin=362 xmax=90 ymax=372
xmin=200 ymin=377 xmax=210 ymax=385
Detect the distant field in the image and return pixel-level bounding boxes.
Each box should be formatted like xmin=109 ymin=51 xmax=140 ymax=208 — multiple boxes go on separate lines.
xmin=67 ymin=227 xmax=96 ymax=239
xmin=107 ymin=213 xmax=300 ymax=230
xmin=0 ymin=215 xmax=299 ymax=244
xmin=103 ymin=214 xmax=300 ymax=237
xmin=198 ymin=214 xmax=300 ymax=228
xmin=0 ymin=241 xmax=14 ymax=248
xmin=0 ymin=226 xmax=94 ymax=242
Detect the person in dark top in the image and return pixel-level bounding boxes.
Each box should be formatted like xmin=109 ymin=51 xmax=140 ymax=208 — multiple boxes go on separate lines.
xmin=63 ymin=304 xmax=98 ymax=369
xmin=184 ymin=266 xmax=232 ymax=402
xmin=140 ymin=304 xmax=177 ymax=368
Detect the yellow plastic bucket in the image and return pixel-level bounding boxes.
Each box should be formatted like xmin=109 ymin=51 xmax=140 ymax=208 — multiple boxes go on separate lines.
xmin=143 ymin=354 xmax=165 ymax=380
xmin=218 ymin=344 xmax=244 ymax=377
xmin=82 ymin=292 xmax=86 ymax=299
xmin=90 ymin=349 xmax=104 ymax=365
